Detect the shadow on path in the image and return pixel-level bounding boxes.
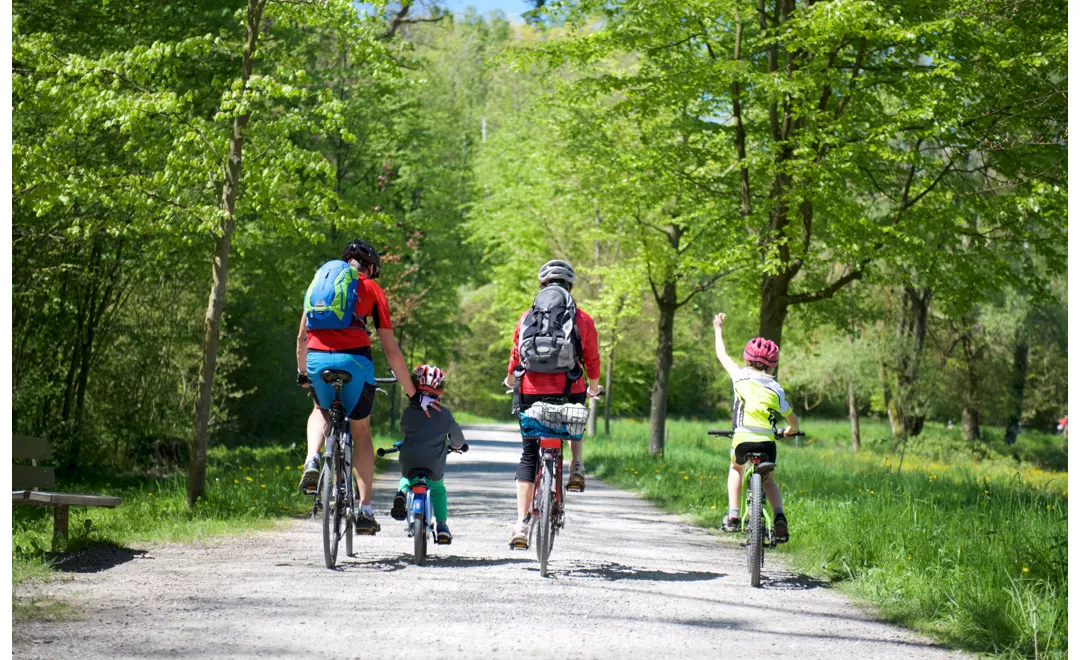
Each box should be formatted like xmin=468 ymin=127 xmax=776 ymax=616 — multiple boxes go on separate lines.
xmin=550 ymin=561 xmax=726 ymax=582
xmin=51 ymin=544 xmax=150 ymax=574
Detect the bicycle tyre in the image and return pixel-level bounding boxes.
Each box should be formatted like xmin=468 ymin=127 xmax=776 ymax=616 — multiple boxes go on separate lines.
xmin=320 ymin=457 xmax=336 ymax=569
xmin=748 ymin=471 xmax=764 ymax=588
xmin=345 ymin=473 xmax=356 ymax=557
xmin=413 ymin=514 xmax=426 ymax=566
xmin=537 ymin=459 xmax=554 ymax=577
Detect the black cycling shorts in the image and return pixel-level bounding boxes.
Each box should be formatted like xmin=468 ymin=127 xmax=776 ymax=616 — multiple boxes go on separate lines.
xmin=516 ymin=392 xmax=587 ymax=482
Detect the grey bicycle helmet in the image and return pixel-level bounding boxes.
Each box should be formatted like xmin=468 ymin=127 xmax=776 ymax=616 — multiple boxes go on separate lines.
xmin=538 ymin=259 xmax=576 ymax=286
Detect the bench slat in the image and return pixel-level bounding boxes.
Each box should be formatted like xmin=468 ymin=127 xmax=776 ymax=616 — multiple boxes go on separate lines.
xmin=13 ymin=436 xmax=53 ymax=460
xmin=13 ymin=465 xmax=55 ymax=490
xmin=12 ymin=490 xmax=122 ymax=508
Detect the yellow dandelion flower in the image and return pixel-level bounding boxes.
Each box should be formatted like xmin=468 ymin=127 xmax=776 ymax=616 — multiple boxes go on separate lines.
xmin=234 ymin=480 xmax=239 ymax=485
xmin=285 ymin=466 xmax=292 ymax=470
xmin=245 ymin=477 xmax=253 ymax=482
xmin=710 ymin=505 xmax=716 ymax=509
xmin=655 ymin=469 xmax=661 ymax=473
xmin=1022 ymin=567 xmax=1030 ymax=573
xmin=684 ymin=476 xmax=689 ymax=480
xmin=261 ymin=484 xmax=266 ymax=488
xmin=148 ymin=492 xmax=154 ymax=497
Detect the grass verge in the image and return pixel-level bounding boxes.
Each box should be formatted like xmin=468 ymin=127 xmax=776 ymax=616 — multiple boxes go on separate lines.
xmin=13 ymin=434 xmax=399 ymax=591
xmin=585 ymin=419 xmax=1067 ymax=658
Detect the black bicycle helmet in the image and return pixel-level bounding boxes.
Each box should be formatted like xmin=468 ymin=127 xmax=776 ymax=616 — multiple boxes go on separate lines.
xmin=342 ymin=238 xmax=381 ymax=279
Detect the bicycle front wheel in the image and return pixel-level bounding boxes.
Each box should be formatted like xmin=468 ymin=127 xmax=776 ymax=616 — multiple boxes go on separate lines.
xmin=345 ymin=473 xmax=357 ymax=557
xmin=537 ymin=459 xmax=555 ymax=577
xmin=413 ymin=514 xmax=427 ymax=566
xmin=748 ymin=471 xmax=764 ymax=587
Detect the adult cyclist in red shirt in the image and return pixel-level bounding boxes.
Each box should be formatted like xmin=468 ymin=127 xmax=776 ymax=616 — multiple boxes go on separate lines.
xmin=502 ymin=260 xmax=601 ymax=548
xmin=295 ymin=239 xmax=421 ymax=535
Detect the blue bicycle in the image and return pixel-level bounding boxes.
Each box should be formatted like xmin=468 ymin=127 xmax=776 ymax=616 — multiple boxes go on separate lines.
xmin=377 ymin=441 xmax=468 ymax=566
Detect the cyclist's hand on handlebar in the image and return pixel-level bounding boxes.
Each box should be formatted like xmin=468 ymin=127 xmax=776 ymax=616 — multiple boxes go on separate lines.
xmin=296 ymin=371 xmax=311 ymax=388
xmin=783 ymin=427 xmax=799 ymax=437
xmin=587 ymin=385 xmax=604 ymax=398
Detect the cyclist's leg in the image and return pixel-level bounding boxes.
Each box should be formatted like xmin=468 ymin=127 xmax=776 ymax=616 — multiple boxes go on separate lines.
xmin=306 ymin=405 xmax=329 ymax=457
xmin=428 ymin=478 xmax=448 ymax=522
xmin=350 ymin=415 xmax=375 ymax=504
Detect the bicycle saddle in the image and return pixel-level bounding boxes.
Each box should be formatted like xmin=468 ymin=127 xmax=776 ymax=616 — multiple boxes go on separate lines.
xmin=320 ymin=369 xmax=353 ymax=384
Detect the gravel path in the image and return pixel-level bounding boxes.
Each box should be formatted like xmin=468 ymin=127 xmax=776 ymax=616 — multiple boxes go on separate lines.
xmin=14 ymin=425 xmax=964 ymax=659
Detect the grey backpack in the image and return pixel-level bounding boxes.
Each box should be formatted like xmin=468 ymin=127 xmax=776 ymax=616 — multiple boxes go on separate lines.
xmin=517 ymin=286 xmax=581 ymax=373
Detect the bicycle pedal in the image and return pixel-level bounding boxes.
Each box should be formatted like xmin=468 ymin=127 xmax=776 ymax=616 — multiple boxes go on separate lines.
xmin=566 ymin=484 xmax=585 ymax=493
xmin=436 ymin=538 xmax=452 ymax=546
xmin=509 ymin=540 xmax=529 ymax=550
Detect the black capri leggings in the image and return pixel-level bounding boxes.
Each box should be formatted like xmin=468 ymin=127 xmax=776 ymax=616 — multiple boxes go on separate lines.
xmin=516 ymin=392 xmax=587 ymax=482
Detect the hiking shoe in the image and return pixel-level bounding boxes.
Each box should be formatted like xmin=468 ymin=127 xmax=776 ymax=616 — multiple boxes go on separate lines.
xmin=774 ymin=513 xmax=789 ymax=543
xmin=299 ymin=456 xmax=320 ymax=493
xmin=722 ymin=515 xmax=741 ymax=533
xmin=509 ymin=520 xmax=529 ymax=549
xmin=355 ymin=511 xmax=380 ymax=535
xmin=390 ymin=490 xmax=408 ymax=521
xmin=436 ymin=522 xmax=452 ymax=545
xmin=567 ymin=459 xmax=586 ymax=492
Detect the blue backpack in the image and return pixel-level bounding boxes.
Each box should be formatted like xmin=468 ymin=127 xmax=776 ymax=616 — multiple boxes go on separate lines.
xmin=304 ymin=260 xmax=359 ymax=330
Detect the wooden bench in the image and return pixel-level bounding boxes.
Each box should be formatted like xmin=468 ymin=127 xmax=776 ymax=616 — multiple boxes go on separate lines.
xmin=12 ymin=435 xmax=122 ymax=551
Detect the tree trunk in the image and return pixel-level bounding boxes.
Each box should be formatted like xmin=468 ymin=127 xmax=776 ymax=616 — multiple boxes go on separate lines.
xmin=960 ymin=327 xmax=982 ymax=443
xmin=757 ymin=273 xmax=789 ymax=346
xmin=891 ymin=287 xmax=931 ymax=442
xmin=848 ymin=379 xmax=861 ymax=451
xmin=648 ymin=281 xmax=677 ymax=457
xmin=603 ymin=346 xmax=614 ymax=435
xmin=1005 ymin=328 xmax=1029 ymax=445
xmin=188 ymin=0 xmax=265 ymax=507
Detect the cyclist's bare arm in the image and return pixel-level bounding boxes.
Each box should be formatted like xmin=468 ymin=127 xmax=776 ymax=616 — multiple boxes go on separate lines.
xmin=784 ymin=412 xmax=800 ymax=436
xmin=712 ymin=313 xmax=740 ymax=378
xmin=376 ymin=327 xmax=417 ymax=399
xmin=296 ymin=313 xmax=309 ymax=381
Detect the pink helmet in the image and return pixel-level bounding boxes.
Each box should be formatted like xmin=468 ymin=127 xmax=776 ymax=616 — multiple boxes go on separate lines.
xmin=412 ymin=364 xmax=446 ymax=396
xmin=743 ymin=337 xmax=780 ymax=369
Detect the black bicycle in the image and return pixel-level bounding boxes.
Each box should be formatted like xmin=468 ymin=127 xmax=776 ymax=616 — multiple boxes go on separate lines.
xmin=310 ymin=374 xmax=398 ymax=569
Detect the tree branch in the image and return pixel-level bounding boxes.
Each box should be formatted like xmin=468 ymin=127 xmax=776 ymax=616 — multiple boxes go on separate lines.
xmin=786 ymin=266 xmax=864 ymax=306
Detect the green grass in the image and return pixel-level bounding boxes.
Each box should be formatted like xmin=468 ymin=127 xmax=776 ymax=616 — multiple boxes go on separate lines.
xmin=585 ymin=419 xmax=1068 ymax=659
xmin=452 ymin=410 xmax=515 ymax=425
xmin=14 ymin=434 xmax=399 ymax=587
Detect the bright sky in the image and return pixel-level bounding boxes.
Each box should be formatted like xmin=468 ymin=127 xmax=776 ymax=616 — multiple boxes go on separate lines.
xmin=437 ymin=0 xmax=535 ymax=22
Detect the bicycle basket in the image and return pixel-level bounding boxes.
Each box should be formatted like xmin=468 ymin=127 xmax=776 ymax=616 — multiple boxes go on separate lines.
xmin=519 ymin=402 xmax=590 ymax=439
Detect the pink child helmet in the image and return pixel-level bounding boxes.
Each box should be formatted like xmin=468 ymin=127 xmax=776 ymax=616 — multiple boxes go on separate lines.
xmin=743 ymin=337 xmax=780 ymax=369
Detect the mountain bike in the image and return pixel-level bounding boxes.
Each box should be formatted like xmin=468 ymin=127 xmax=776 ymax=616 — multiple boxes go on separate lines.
xmin=310 ymin=374 xmax=398 ymax=569
xmin=310 ymin=369 xmax=358 ymax=569
xmin=707 ymin=428 xmax=804 ymax=588
xmin=515 ymin=399 xmax=594 ymax=577
xmin=377 ymin=441 xmax=469 ymax=566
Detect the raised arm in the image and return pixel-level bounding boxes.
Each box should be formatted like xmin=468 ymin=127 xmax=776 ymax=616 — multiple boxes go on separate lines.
xmin=712 ymin=313 xmax=740 ymax=378
xmin=296 ymin=313 xmax=309 ymax=375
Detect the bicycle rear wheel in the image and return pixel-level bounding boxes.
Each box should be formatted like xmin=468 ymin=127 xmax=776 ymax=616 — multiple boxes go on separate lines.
xmin=345 ymin=473 xmax=357 ymax=557
xmin=748 ymin=472 xmax=764 ymax=587
xmin=413 ymin=514 xmax=427 ymax=566
xmin=320 ymin=455 xmax=337 ymax=569
xmin=537 ymin=458 xmax=555 ymax=577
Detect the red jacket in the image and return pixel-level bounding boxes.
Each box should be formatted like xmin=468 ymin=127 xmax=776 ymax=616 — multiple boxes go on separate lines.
xmin=507 ymin=308 xmax=601 ymax=395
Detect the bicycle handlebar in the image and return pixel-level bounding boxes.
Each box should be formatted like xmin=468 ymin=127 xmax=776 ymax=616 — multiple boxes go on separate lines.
xmin=707 ymin=429 xmax=805 ymax=438
xmin=376 ymin=442 xmax=469 ymax=457
xmin=374 ymin=376 xmax=397 ymax=384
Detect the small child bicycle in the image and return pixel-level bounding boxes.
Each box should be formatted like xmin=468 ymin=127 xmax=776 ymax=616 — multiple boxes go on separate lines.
xmin=377 ymin=441 xmax=468 ymax=566
xmin=708 ymin=428 xmax=804 ymax=588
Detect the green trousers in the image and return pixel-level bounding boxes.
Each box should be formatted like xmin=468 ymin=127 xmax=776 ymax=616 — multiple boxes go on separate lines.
xmin=398 ymin=476 xmax=447 ymax=522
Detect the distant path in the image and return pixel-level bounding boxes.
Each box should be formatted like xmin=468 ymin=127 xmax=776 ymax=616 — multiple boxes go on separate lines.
xmin=14 ymin=425 xmax=964 ymax=659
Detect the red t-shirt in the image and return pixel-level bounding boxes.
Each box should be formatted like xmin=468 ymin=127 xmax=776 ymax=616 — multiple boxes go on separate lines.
xmin=507 ymin=308 xmax=601 ymax=395
xmin=307 ymin=274 xmax=392 ymax=351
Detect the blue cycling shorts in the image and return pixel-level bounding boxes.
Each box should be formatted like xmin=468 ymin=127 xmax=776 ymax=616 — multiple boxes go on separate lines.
xmin=306 ymin=350 xmax=376 ymax=420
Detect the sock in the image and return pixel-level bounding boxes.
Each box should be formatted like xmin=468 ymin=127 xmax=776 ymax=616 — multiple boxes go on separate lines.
xmin=727 ymin=508 xmax=740 ymax=519
xmin=306 ymin=453 xmax=319 ymax=465
xmin=774 ymin=507 xmax=785 ymax=516
xmin=360 ymin=503 xmax=374 ymax=515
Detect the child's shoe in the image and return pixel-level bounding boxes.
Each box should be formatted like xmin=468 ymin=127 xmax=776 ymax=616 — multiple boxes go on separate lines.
xmin=774 ymin=512 xmax=789 ymax=543
xmin=436 ymin=522 xmax=452 ymax=545
xmin=390 ymin=490 xmax=407 ymax=520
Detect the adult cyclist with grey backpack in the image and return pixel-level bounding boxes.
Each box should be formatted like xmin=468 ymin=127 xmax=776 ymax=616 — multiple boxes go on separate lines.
xmin=295 ymin=238 xmax=426 ymax=535
xmin=502 ymin=260 xmax=602 ymax=548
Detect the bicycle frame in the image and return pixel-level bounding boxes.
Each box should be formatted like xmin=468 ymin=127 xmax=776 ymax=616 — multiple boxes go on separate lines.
xmin=405 ymin=479 xmax=436 ymax=539
xmin=530 ymin=437 xmax=565 ymax=532
xmin=739 ymin=458 xmax=774 ymax=547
